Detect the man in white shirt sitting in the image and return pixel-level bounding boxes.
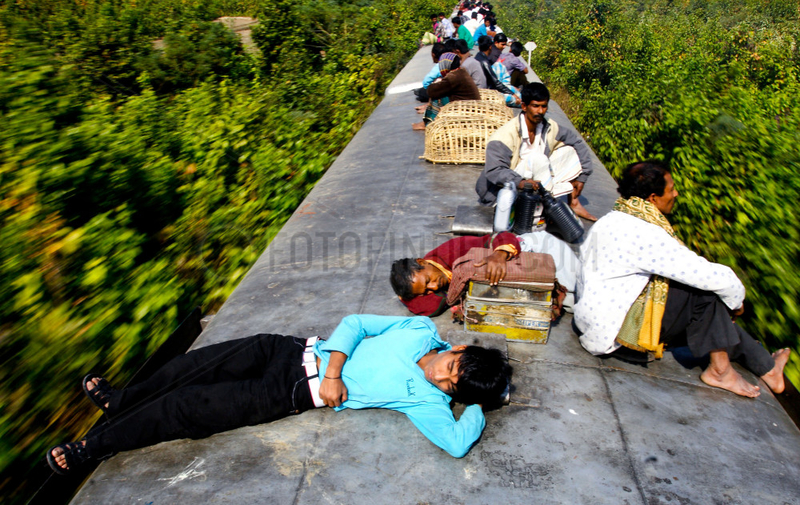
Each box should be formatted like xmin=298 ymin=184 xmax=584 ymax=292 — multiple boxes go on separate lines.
xmin=574 ymin=161 xmax=790 ymax=397
xmin=476 ymin=83 xmax=595 ymax=220
xmin=465 ymin=12 xmax=481 ymax=36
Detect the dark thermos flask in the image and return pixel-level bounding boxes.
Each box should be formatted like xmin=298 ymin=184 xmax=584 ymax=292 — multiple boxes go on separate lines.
xmin=539 ymin=186 xmax=584 ymax=243
xmin=512 ymin=182 xmax=540 ymax=235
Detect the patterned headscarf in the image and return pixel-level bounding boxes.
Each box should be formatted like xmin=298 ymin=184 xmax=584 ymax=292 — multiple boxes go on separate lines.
xmin=438 ymin=52 xmax=458 ymax=72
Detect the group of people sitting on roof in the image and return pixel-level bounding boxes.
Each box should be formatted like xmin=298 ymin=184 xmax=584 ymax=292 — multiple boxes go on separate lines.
xmin=44 ymin=2 xmax=791 ymax=477
xmin=413 ymin=3 xmax=527 ymax=130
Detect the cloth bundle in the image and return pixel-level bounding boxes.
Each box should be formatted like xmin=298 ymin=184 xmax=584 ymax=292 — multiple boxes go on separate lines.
xmin=446 ymin=247 xmax=556 ymax=306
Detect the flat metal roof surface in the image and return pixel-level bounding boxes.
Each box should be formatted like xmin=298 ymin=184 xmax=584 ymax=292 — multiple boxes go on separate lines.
xmin=72 ymin=47 xmax=800 ymax=505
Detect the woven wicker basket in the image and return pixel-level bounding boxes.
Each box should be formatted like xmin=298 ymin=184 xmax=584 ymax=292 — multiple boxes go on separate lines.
xmin=423 ymin=115 xmax=507 ymax=164
xmin=479 ymin=88 xmax=507 ymax=105
xmin=437 ymin=99 xmax=513 ymax=123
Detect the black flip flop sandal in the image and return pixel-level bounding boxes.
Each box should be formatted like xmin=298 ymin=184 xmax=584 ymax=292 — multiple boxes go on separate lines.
xmin=46 ymin=441 xmax=90 ymax=476
xmin=82 ymin=373 xmax=116 ymax=415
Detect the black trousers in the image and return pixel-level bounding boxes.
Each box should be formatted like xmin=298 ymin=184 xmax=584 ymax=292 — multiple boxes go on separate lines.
xmin=510 ymin=69 xmax=529 ymax=88
xmin=86 ymin=334 xmax=316 ymax=458
xmin=660 ymin=282 xmax=774 ymax=376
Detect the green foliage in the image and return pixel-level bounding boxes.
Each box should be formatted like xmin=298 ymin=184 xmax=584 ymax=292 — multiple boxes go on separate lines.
xmin=0 ymin=0 xmax=444 ymax=502
xmin=140 ymin=21 xmax=252 ymax=94
xmin=498 ymin=0 xmax=800 ymax=386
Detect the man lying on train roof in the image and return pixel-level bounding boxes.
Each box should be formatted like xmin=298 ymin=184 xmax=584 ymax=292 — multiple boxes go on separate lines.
xmin=46 ymin=315 xmax=512 ymax=475
xmin=390 ymin=231 xmax=579 ymax=317
xmin=475 ymin=82 xmax=596 ymax=220
xmin=574 ymin=161 xmax=790 ymax=397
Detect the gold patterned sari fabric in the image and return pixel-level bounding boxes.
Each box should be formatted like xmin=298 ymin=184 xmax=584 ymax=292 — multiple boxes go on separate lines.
xmin=613 ymin=197 xmax=682 ymax=359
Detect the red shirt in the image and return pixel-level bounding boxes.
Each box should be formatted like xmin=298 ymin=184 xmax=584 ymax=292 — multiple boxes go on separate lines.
xmin=401 ymin=232 xmax=520 ymax=316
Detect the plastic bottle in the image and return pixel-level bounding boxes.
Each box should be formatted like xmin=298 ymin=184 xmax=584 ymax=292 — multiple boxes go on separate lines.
xmin=493 ymin=181 xmax=517 ymax=232
xmin=512 ymin=182 xmax=540 ymax=235
xmin=539 ymin=187 xmax=584 ymax=243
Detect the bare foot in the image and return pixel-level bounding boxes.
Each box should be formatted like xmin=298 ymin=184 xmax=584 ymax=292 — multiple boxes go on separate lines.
xmin=760 ymin=348 xmax=790 ymax=394
xmin=412 ymin=121 xmax=426 ymax=131
xmin=570 ymin=199 xmax=597 ymax=221
xmin=415 ymin=105 xmax=427 ymax=114
xmin=701 ymin=365 xmax=761 ymax=398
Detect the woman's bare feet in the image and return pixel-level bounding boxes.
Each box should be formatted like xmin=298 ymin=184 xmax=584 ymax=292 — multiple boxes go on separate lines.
xmin=760 ymin=348 xmax=791 ymax=394
xmin=412 ymin=121 xmax=426 ymax=131
xmin=415 ymin=105 xmax=427 ymax=114
xmin=700 ymin=350 xmax=760 ymax=398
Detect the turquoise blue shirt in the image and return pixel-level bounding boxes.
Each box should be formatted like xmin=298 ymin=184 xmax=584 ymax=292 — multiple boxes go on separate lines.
xmin=314 ymin=314 xmax=486 ymax=458
xmin=473 ymin=24 xmax=488 ymax=42
xmin=423 ymin=63 xmax=441 ymax=89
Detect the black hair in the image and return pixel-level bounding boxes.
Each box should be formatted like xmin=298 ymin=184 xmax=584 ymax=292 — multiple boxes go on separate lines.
xmin=451 ymin=346 xmax=513 ymax=407
xmin=510 ymin=41 xmax=524 ymax=56
xmin=494 ymin=33 xmax=508 ymax=43
xmin=472 ymin=12 xmax=478 ymax=19
xmin=452 ymin=16 xmax=462 ymax=26
xmin=521 ymin=82 xmax=550 ymax=104
xmin=617 ymin=161 xmax=671 ymax=200
xmin=450 ymin=54 xmax=462 ymax=70
xmin=390 ymin=258 xmax=424 ymax=300
xmin=443 ymin=38 xmax=458 ymax=53
xmin=438 ymin=12 xmax=446 ymax=17
xmin=431 ymin=42 xmax=447 ymax=60
xmin=430 ymin=13 xmax=438 ymax=20
xmin=454 ymin=38 xmax=469 ymax=55
xmin=478 ymin=35 xmax=493 ymax=52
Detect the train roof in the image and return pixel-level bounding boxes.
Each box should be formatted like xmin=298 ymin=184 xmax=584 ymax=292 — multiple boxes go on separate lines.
xmin=71 ymin=46 xmax=800 ymax=505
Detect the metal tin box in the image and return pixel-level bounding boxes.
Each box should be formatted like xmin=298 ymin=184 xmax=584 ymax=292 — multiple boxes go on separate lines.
xmin=464 ymin=280 xmax=553 ymax=343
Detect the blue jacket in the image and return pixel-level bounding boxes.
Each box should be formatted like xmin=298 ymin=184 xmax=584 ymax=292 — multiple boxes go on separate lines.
xmin=315 ymin=314 xmax=485 ymax=458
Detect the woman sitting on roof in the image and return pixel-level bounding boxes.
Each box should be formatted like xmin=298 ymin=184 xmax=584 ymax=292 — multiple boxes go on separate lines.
xmin=412 ymin=52 xmax=481 ymax=130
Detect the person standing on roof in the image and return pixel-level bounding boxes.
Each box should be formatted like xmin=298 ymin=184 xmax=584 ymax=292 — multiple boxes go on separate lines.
xmin=46 ymin=315 xmax=513 ymax=475
xmin=575 ymin=161 xmax=790 ymax=397
xmin=475 ymin=82 xmax=596 ymax=220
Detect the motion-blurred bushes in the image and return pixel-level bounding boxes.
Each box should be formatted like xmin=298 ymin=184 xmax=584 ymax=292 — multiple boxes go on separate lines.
xmin=498 ymin=0 xmax=800 ymax=385
xmin=0 ymin=0 xmax=447 ymax=501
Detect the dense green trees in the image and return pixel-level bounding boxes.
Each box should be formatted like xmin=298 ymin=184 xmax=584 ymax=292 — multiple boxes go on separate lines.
xmin=0 ymin=0 xmax=447 ymax=501
xmin=498 ymin=0 xmax=800 ymax=385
